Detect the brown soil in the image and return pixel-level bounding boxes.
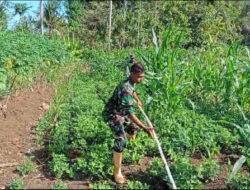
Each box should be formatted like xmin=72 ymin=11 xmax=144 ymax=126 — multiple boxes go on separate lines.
xmin=0 ymin=83 xmax=55 ymax=189
xmin=204 ymin=154 xmax=232 ymax=189
xmin=123 ymin=156 xmax=170 ymax=190
xmin=204 ymin=154 xmax=248 ymax=189
xmin=0 ymin=83 xmax=92 ymax=189
xmin=189 ymin=154 xmax=230 ymax=189
xmin=190 ymin=157 xmax=203 ymax=166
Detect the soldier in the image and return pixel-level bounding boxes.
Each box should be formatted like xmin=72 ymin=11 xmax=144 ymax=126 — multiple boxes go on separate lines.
xmin=103 ymin=62 xmax=154 ymax=184
xmin=125 ymin=53 xmax=135 ymax=78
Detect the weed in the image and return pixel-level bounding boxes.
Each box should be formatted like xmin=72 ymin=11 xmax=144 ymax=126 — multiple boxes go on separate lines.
xmin=17 ymin=156 xmax=35 ymax=176
xmin=8 ymin=177 xmax=24 ymax=190
xmin=52 ymin=180 xmax=68 ymax=189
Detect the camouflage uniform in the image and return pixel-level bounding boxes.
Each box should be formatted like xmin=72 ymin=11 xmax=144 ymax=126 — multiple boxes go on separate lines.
xmin=103 ymin=77 xmax=139 ymax=153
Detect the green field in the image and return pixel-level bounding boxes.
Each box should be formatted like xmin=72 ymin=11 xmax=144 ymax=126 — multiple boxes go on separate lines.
xmin=1 ymin=1 xmax=249 ymax=189
xmin=36 ymin=28 xmax=249 ymax=188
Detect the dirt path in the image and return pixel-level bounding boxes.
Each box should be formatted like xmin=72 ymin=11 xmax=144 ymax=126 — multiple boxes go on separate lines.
xmin=0 ymin=83 xmax=55 ymax=189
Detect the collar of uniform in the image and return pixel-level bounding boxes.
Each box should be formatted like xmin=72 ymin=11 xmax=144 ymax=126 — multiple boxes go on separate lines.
xmin=128 ymin=76 xmax=135 ymax=86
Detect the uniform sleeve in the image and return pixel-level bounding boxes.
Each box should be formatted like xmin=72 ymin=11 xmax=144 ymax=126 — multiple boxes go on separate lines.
xmin=121 ymin=85 xmax=135 ymax=114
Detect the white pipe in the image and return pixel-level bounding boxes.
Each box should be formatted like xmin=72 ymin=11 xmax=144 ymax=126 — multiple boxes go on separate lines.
xmin=139 ymin=106 xmax=177 ymax=189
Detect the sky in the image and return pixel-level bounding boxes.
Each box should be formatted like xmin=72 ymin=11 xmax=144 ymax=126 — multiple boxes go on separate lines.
xmin=7 ymin=0 xmax=41 ymax=29
xmin=6 ymin=0 xmax=66 ymax=29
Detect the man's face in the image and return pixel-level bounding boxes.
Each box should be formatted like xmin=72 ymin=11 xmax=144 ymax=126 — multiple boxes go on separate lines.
xmin=131 ymin=72 xmax=144 ymax=83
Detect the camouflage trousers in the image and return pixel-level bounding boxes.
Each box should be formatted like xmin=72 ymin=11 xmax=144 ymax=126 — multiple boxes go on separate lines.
xmin=108 ymin=114 xmax=139 ymax=153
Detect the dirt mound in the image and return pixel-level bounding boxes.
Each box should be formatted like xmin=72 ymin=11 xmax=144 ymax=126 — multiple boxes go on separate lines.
xmin=0 ymin=83 xmax=55 ymax=188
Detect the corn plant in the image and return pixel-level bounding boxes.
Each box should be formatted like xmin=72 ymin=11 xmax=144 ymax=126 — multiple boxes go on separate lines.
xmin=223 ymin=42 xmax=240 ymax=103
xmin=138 ymin=25 xmax=189 ymax=115
xmin=228 ymin=155 xmax=246 ymax=182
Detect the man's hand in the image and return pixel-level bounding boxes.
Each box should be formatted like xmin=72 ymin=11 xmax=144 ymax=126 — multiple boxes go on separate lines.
xmin=144 ymin=127 xmax=154 ymax=139
xmin=129 ymin=113 xmax=154 ymax=139
xmin=133 ymin=92 xmax=142 ymax=108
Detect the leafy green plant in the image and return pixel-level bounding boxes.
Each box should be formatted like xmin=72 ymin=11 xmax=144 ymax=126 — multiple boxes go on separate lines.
xmin=17 ymin=156 xmax=35 ymax=176
xmin=170 ymin=157 xmax=201 ymax=189
xmin=151 ymin=109 xmax=237 ymax=158
xmin=49 ymin=153 xmax=73 ymax=179
xmin=52 ymin=180 xmax=68 ymax=189
xmin=148 ymin=157 xmax=201 ymax=189
xmin=196 ymin=158 xmax=220 ymax=182
xmin=227 ymin=155 xmax=246 ymax=182
xmin=148 ymin=157 xmax=166 ymax=178
xmin=227 ymin=172 xmax=250 ymax=189
xmin=0 ymin=31 xmax=74 ymax=98
xmin=0 ymin=67 xmax=7 ymax=91
xmin=8 ymin=177 xmax=24 ymax=190
xmin=36 ymin=48 xmax=249 ymax=189
xmin=0 ymin=66 xmax=7 ymax=97
xmin=62 ymin=36 xmax=84 ymax=60
xmin=89 ymin=181 xmax=112 ymax=189
xmin=127 ymin=180 xmax=150 ymax=189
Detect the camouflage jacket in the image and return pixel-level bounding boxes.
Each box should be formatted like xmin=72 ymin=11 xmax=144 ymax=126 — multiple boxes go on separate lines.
xmin=103 ymin=77 xmax=135 ymax=119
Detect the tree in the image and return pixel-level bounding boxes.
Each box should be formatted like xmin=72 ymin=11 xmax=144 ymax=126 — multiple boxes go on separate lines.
xmin=108 ymin=0 xmax=112 ymax=50
xmin=0 ymin=0 xmax=8 ymax=30
xmin=240 ymin=2 xmax=250 ymax=45
xmin=79 ymin=1 xmax=109 ymax=49
xmin=61 ymin=0 xmax=247 ymax=49
xmin=13 ymin=3 xmax=31 ymax=31
xmin=40 ymin=0 xmax=44 ymax=35
xmin=65 ymin=0 xmax=84 ymax=40
xmin=44 ymin=0 xmax=64 ymax=36
xmin=14 ymin=3 xmax=30 ymax=18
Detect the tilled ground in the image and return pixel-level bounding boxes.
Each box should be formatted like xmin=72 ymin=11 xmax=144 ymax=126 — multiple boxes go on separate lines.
xmin=0 ymin=83 xmax=55 ymax=189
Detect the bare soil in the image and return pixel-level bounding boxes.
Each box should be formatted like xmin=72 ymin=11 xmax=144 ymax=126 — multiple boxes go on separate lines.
xmin=204 ymin=154 xmax=230 ymax=189
xmin=0 ymin=83 xmax=55 ymax=189
xmin=123 ymin=156 xmax=170 ymax=190
xmin=0 ymin=83 xmax=92 ymax=189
